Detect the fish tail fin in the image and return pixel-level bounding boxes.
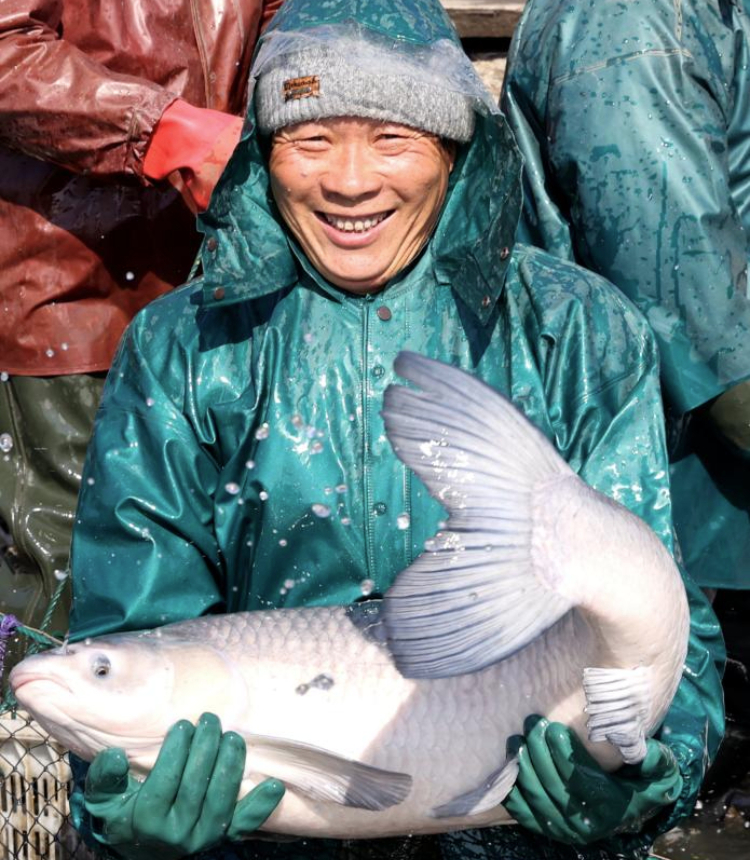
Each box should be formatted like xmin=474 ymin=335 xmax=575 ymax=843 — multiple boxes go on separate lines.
xmin=381 ymin=352 xmax=575 ymax=679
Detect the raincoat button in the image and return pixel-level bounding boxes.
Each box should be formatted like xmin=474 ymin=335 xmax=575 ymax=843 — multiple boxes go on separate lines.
xmin=481 ymin=295 xmax=492 ymax=309
xmin=500 ymin=246 xmax=510 ymax=260
xmin=376 ymin=306 xmax=392 ymax=321
xmin=372 ymin=365 xmax=385 ymax=379
xmin=206 ymin=237 xmax=218 ymax=252
xmin=373 ymin=502 xmax=387 ymax=515
xmin=213 ymin=287 xmax=226 ymax=301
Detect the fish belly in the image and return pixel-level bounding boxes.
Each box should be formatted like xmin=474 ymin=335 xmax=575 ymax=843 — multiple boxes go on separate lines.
xmin=187 ymin=605 xmax=600 ymax=839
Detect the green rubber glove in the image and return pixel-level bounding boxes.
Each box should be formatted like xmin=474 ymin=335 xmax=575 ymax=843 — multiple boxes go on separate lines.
xmin=503 ymin=716 xmax=683 ymax=845
xmin=83 ymin=712 xmax=285 ymax=860
xmin=706 ymin=379 xmax=750 ymax=458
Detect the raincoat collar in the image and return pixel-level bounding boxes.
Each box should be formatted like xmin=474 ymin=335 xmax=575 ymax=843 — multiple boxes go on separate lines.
xmin=196 ymin=0 xmax=522 ymax=326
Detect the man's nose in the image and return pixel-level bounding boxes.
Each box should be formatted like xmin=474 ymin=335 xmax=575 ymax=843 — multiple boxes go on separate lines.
xmin=320 ymin=142 xmax=383 ymax=202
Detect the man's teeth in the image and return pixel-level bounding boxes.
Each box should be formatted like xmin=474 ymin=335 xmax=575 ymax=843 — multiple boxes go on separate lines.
xmin=324 ymin=213 xmax=389 ymax=232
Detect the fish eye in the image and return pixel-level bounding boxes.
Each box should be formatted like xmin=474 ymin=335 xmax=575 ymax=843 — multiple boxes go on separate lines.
xmin=92 ymin=655 xmax=111 ymax=678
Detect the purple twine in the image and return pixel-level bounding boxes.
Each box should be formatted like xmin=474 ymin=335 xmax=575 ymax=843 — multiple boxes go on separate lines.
xmin=0 ymin=613 xmax=19 ymax=679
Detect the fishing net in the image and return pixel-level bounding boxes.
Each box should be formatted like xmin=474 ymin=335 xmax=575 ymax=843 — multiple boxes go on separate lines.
xmin=0 ymin=569 xmax=95 ymax=860
xmin=0 ymin=710 xmax=97 ymax=860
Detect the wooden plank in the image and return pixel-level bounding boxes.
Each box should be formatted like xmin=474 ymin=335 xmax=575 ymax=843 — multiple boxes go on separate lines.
xmin=441 ymin=1 xmax=525 ymax=39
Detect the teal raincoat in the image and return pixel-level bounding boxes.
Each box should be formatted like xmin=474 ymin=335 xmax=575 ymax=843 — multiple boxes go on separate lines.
xmin=70 ymin=1 xmax=725 ymax=857
xmin=501 ymin=0 xmax=750 ymax=589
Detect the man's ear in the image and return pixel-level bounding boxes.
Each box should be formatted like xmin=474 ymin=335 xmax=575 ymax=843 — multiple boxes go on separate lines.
xmin=443 ymin=139 xmax=457 ymax=173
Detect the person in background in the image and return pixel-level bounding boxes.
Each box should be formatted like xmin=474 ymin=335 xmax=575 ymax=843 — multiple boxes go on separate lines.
xmin=67 ymin=1 xmax=724 ymax=858
xmin=501 ymin=0 xmax=750 ymax=792
xmin=0 ymin=0 xmax=283 ymax=675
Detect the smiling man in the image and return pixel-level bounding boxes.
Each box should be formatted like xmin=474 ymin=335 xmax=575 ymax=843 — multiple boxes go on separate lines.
xmin=268 ymin=118 xmax=455 ymax=293
xmin=67 ymin=1 xmax=724 ymax=859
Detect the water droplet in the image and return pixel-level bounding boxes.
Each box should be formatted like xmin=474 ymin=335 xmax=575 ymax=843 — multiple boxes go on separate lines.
xmin=303 ymin=332 xmax=314 ymax=344
xmin=61 ymin=342 xmax=69 ymax=351
xmin=311 ymin=503 xmax=331 ymax=518
xmin=291 ymin=414 xmax=304 ymax=428
xmin=335 ymin=484 xmax=347 ymax=493
xmin=255 ymin=423 xmax=270 ymax=440
xmin=245 ymin=459 xmax=255 ymax=470
xmin=125 ymin=271 xmax=135 ymax=281
xmin=145 ymin=397 xmax=155 ymax=407
xmin=283 ymin=578 xmax=295 ymax=589
xmin=0 ymin=372 xmax=8 ymax=382
xmin=311 ymin=674 xmax=334 ymax=690
xmin=53 ymin=569 xmax=69 ymax=581
xmin=310 ymin=441 xmax=324 ymax=454
xmin=259 ymin=490 xmax=269 ymax=501
xmin=0 ymin=433 xmax=13 ymax=453
xmin=360 ymin=578 xmax=375 ymax=596
xmin=225 ymin=482 xmax=241 ymax=495
xmin=84 ymin=638 xmax=92 ymax=646
xmin=279 ymin=538 xmax=288 ymax=547
xmin=87 ymin=477 xmax=95 ymax=486
xmin=340 ymin=517 xmax=351 ymax=526
xmin=396 ymin=513 xmax=410 ymax=530
xmin=45 ymin=348 xmax=55 ymax=358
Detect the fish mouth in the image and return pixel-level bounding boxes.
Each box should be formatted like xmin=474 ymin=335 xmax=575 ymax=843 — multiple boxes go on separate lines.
xmin=9 ymin=669 xmax=74 ymax=697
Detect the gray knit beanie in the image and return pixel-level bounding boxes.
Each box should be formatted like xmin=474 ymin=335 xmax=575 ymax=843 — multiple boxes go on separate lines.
xmin=254 ymin=43 xmax=476 ymax=142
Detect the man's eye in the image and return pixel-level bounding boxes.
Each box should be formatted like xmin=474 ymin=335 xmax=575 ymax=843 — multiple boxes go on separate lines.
xmin=294 ymin=136 xmax=329 ymax=150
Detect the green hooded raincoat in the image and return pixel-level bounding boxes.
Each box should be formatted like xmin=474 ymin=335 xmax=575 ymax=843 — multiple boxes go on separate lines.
xmin=70 ymin=1 xmax=725 ymax=858
xmin=501 ymin=0 xmax=750 ymax=589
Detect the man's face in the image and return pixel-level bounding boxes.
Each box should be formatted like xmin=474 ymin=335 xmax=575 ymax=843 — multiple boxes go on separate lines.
xmin=269 ymin=117 xmax=455 ymax=294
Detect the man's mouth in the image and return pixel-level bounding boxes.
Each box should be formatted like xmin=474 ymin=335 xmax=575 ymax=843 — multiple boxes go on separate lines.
xmin=318 ymin=211 xmax=392 ymax=233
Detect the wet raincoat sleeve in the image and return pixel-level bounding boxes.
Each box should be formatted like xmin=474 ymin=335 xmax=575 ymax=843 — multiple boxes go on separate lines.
xmin=69 ymin=294 xmax=230 ymax=638
xmin=0 ymin=0 xmax=176 ymax=176
xmin=501 ymin=0 xmax=750 ymax=418
xmin=518 ymin=255 xmax=725 ymax=847
xmin=0 ymin=0 xmax=285 ymax=178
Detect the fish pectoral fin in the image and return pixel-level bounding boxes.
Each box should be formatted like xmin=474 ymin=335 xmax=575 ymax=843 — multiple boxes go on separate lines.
xmin=381 ymin=351 xmax=575 ymax=679
xmin=244 ymin=733 xmax=412 ymax=811
xmin=431 ymin=756 xmax=519 ymax=819
xmin=583 ymin=666 xmax=652 ymax=764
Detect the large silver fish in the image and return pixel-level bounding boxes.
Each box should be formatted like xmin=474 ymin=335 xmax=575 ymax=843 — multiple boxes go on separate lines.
xmin=10 ymin=353 xmax=689 ymax=840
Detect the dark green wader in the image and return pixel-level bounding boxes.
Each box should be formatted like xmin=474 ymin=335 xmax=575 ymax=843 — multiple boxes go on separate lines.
xmin=0 ymin=373 xmax=105 ymax=688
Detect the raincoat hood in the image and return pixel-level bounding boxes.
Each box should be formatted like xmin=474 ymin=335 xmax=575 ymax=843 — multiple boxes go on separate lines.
xmin=196 ymin=0 xmax=521 ymax=326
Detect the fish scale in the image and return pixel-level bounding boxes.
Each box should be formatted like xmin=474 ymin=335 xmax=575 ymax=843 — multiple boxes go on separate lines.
xmin=80 ymin=604 xmax=599 ymax=838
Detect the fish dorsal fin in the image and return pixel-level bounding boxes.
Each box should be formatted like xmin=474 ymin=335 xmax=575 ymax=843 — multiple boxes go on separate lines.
xmin=381 ymin=352 xmax=575 ymax=679
xmin=243 ymin=733 xmax=412 ymax=811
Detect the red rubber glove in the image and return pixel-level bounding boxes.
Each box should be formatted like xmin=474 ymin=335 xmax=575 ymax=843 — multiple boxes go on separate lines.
xmin=144 ymin=100 xmax=243 ymax=213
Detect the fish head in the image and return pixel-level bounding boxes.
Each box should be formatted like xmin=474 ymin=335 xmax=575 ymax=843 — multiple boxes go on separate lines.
xmin=9 ymin=632 xmax=178 ymax=763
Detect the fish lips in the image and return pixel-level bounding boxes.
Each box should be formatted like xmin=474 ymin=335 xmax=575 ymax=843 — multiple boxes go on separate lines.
xmin=9 ymin=665 xmax=74 ymax=701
